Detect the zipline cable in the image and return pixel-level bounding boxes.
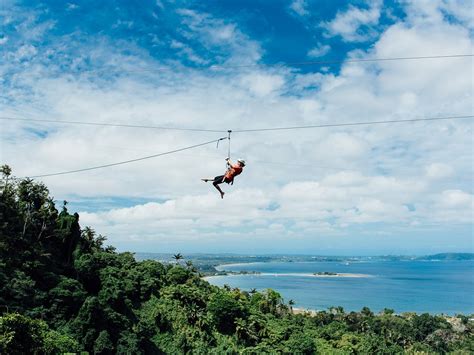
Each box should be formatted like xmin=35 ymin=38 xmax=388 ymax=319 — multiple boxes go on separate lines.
xmin=15 ymin=113 xmax=473 ymax=178
xmin=2 ymin=114 xmax=473 ymax=134
xmin=25 ymin=136 xmax=228 ymax=178
xmin=264 ymin=54 xmax=474 ymax=69
xmin=232 ymin=115 xmax=474 ymax=133
xmin=0 ymin=116 xmax=226 ymax=133
xmin=75 ymin=54 xmax=474 ymax=74
xmin=7 ymin=115 xmax=474 ymax=178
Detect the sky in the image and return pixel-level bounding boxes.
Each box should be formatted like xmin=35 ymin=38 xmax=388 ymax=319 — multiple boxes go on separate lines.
xmin=1 ymin=0 xmax=473 ymax=255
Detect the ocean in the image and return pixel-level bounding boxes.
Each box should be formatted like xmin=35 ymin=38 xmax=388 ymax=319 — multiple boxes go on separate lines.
xmin=205 ymin=260 xmax=474 ymax=315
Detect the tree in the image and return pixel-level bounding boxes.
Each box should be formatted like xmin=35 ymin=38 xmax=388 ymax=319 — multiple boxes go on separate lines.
xmin=94 ymin=330 xmax=114 ymax=355
xmin=43 ymin=330 xmax=80 ymax=354
xmin=208 ymin=292 xmax=245 ymax=334
xmin=185 ymin=260 xmax=197 ymax=272
xmin=0 ymin=313 xmax=46 ymax=354
xmin=285 ymin=332 xmax=316 ymax=354
xmin=173 ymin=253 xmax=183 ymax=264
xmin=361 ymin=306 xmax=373 ymax=317
xmin=288 ymin=299 xmax=295 ymax=312
xmin=0 ymin=165 xmax=12 ymax=191
xmin=166 ymin=266 xmax=191 ymax=284
xmin=412 ymin=313 xmax=449 ymax=341
xmin=116 ymin=331 xmax=142 ymax=354
xmin=0 ymin=313 xmax=78 ymax=354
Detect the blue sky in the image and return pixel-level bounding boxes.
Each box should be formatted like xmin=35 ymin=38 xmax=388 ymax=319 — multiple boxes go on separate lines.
xmin=1 ymin=0 xmax=473 ymax=254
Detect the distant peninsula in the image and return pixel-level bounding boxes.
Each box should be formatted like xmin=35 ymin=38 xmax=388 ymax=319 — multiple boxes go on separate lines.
xmin=416 ymin=253 xmax=474 ymax=261
xmin=135 ymin=252 xmax=474 ymax=269
xmin=134 ymin=252 xmax=474 ymax=276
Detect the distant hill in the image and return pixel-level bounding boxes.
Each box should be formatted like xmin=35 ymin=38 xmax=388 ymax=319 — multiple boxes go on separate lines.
xmin=418 ymin=253 xmax=474 ymax=261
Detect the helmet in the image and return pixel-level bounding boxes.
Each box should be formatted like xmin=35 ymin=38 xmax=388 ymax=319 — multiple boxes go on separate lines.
xmin=237 ymin=159 xmax=246 ymax=166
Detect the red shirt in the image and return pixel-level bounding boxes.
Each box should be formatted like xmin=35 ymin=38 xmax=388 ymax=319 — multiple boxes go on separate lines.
xmin=224 ymin=164 xmax=243 ymax=181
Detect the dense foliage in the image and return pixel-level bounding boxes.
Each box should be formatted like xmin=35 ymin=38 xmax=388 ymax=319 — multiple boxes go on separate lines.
xmin=1 ymin=166 xmax=473 ymax=354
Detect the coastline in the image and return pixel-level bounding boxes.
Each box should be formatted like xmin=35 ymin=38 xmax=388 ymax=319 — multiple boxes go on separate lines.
xmin=203 ymin=260 xmax=474 ymax=315
xmin=204 ymin=272 xmax=372 ymax=279
xmin=261 ymin=272 xmax=372 ymax=278
xmin=214 ymin=262 xmax=264 ymax=270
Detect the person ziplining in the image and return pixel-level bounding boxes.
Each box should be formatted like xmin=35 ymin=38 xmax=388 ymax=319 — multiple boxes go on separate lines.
xmin=202 ymin=158 xmax=246 ymax=199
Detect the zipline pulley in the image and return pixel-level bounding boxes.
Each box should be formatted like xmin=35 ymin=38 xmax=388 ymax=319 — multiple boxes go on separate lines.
xmin=227 ymin=130 xmax=232 ymax=160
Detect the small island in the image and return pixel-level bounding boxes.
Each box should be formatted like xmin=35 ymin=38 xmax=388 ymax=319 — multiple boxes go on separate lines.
xmin=221 ymin=270 xmax=261 ymax=276
xmin=310 ymin=272 xmax=371 ymax=278
xmin=202 ymin=269 xmax=261 ymax=277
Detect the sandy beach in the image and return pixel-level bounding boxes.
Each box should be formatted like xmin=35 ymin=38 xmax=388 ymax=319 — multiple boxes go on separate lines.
xmin=292 ymin=307 xmax=319 ymax=315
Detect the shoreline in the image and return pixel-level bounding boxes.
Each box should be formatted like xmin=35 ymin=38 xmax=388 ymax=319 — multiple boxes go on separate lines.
xmin=203 ymin=272 xmax=372 ymax=280
xmin=214 ymin=262 xmax=263 ymax=270
xmin=262 ymin=272 xmax=372 ymax=278
xmin=202 ymin=261 xmax=474 ymax=316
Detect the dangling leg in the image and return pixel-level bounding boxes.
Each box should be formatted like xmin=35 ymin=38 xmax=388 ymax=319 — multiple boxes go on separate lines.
xmin=213 ymin=181 xmax=225 ymax=199
xmin=203 ymin=175 xmax=226 ymax=198
xmin=209 ymin=175 xmax=225 ymax=199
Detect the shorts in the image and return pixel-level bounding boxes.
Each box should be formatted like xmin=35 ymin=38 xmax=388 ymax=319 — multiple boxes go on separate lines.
xmin=213 ymin=175 xmax=231 ymax=184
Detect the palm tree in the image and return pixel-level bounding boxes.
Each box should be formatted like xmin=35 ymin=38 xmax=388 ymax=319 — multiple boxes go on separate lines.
xmin=288 ymin=299 xmax=295 ymax=313
xmin=1 ymin=164 xmax=12 ymax=188
xmin=173 ymin=253 xmax=183 ymax=264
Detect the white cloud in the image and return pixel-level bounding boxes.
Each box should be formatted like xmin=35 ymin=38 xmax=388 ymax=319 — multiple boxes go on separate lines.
xmin=425 ymin=163 xmax=454 ymax=180
xmin=170 ymin=39 xmax=207 ymax=64
xmin=316 ymin=133 xmax=369 ymax=160
xmin=420 ymin=189 xmax=474 ymax=224
xmin=289 ymin=0 xmax=309 ymax=17
xmin=439 ymin=0 xmax=474 ymax=29
xmin=14 ymin=44 xmax=38 ymax=60
xmin=78 ymin=170 xmax=471 ymax=244
xmin=240 ymin=73 xmax=285 ymax=97
xmin=322 ymin=1 xmax=382 ymax=42
xmin=176 ymin=8 xmax=262 ymax=64
xmin=403 ymin=0 xmax=474 ymax=29
xmin=439 ymin=190 xmax=473 ymax=208
xmin=210 ymin=24 xmax=236 ymax=42
xmin=66 ymin=3 xmax=79 ymax=11
xmin=307 ymin=43 xmax=331 ymax=58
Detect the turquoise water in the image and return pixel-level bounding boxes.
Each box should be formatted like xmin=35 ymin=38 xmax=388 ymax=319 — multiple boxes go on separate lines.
xmin=206 ymin=260 xmax=474 ymax=314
